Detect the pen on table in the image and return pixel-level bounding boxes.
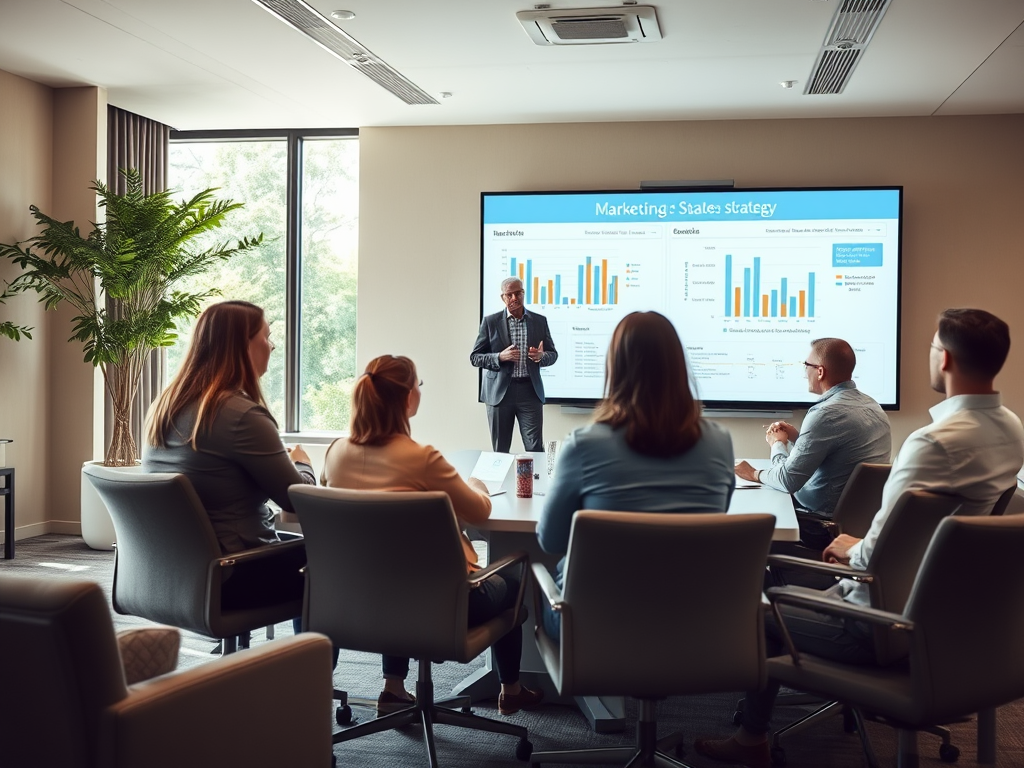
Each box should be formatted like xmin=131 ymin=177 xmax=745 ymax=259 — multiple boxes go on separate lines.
xmin=490 ymin=490 xmax=507 ymax=497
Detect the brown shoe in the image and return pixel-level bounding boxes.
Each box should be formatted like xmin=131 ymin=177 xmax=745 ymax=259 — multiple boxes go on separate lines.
xmin=693 ymin=736 xmax=770 ymax=768
xmin=376 ymin=690 xmax=415 ymax=715
xmin=498 ymin=686 xmax=544 ymax=715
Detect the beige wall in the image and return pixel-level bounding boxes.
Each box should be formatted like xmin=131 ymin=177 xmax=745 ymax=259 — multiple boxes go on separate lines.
xmin=359 ymin=116 xmax=1024 ymax=459
xmin=0 ymin=70 xmax=53 ymax=540
xmin=49 ymin=86 xmax=106 ymax=530
xmin=0 ymin=71 xmax=104 ymax=540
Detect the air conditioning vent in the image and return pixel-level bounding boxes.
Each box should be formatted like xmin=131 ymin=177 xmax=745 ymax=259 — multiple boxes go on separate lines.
xmin=252 ymin=0 xmax=439 ymax=105
xmin=804 ymin=0 xmax=891 ymax=95
xmin=517 ymin=6 xmax=662 ymax=46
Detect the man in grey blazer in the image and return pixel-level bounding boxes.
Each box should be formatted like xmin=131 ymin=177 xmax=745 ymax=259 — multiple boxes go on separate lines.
xmin=471 ymin=277 xmax=558 ymax=452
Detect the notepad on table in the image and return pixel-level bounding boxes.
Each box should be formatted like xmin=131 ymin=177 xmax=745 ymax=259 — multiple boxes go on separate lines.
xmin=470 ymin=452 xmax=515 ymax=495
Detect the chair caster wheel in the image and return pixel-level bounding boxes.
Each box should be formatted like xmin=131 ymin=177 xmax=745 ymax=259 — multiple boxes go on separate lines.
xmin=516 ymin=738 xmax=533 ymax=761
xmin=732 ymin=709 xmax=744 ymax=726
xmin=939 ymin=743 xmax=960 ymax=763
xmin=335 ymin=705 xmax=352 ymax=726
xmin=770 ymin=746 xmax=787 ymax=767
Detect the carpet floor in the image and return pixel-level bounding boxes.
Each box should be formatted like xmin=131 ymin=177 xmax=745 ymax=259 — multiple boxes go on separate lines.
xmin=3 ymin=534 xmax=1023 ymax=767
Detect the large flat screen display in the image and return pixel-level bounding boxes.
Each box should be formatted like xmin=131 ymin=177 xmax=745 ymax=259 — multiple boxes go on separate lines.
xmin=481 ymin=187 xmax=902 ymax=410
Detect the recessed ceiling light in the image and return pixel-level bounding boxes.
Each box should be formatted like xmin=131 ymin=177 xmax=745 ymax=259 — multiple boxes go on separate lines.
xmin=440 ymin=92 xmax=453 ymax=99
xmin=780 ymin=80 xmax=797 ymax=89
xmin=330 ymin=10 xmax=356 ymax=20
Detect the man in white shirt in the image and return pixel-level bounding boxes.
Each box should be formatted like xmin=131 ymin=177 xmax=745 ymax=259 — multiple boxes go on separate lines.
xmin=696 ymin=307 xmax=1024 ymax=768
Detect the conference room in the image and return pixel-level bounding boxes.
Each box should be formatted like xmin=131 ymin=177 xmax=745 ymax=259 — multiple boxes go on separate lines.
xmin=3 ymin=1 xmax=1024 ymax=766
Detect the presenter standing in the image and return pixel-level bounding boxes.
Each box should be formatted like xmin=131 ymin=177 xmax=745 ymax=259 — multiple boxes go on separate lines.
xmin=471 ymin=277 xmax=558 ymax=452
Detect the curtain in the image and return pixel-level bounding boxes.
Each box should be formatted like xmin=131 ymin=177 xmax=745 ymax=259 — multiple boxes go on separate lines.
xmin=105 ymin=106 xmax=171 ymax=455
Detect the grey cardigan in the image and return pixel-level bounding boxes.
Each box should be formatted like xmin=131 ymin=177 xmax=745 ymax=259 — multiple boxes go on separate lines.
xmin=142 ymin=394 xmax=314 ymax=553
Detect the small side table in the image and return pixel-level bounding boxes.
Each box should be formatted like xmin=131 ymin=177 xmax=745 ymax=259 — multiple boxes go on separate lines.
xmin=1 ymin=466 xmax=14 ymax=559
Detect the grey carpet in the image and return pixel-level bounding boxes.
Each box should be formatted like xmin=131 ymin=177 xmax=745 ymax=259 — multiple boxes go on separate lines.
xmin=3 ymin=534 xmax=1023 ymax=767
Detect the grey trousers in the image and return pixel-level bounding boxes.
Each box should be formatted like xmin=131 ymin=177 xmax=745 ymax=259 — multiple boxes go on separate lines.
xmin=742 ymin=589 xmax=876 ymax=735
xmin=487 ymin=378 xmax=543 ymax=453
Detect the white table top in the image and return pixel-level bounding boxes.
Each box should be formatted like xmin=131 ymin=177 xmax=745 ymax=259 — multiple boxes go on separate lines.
xmin=449 ymin=451 xmax=798 ymax=541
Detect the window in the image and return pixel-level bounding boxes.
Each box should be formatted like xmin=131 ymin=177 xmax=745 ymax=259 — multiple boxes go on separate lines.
xmin=168 ymin=129 xmax=358 ymax=433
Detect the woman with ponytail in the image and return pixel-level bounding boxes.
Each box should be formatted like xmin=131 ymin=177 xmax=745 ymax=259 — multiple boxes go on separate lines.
xmin=322 ymin=354 xmax=544 ymax=717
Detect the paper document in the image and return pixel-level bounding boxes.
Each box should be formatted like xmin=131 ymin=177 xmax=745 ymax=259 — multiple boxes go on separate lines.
xmin=470 ymin=452 xmax=515 ymax=495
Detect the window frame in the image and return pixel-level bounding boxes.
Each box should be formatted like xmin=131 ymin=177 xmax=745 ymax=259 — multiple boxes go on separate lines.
xmin=169 ymin=127 xmax=358 ymax=434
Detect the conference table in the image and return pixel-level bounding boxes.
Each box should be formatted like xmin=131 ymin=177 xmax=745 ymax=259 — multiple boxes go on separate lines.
xmin=447 ymin=451 xmax=798 ymax=732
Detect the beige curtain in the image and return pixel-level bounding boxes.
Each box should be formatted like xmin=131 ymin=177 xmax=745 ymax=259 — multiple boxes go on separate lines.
xmin=105 ymin=106 xmax=171 ymax=454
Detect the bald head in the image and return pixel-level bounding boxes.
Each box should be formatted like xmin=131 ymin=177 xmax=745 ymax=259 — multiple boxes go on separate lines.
xmin=810 ymin=338 xmax=856 ymax=384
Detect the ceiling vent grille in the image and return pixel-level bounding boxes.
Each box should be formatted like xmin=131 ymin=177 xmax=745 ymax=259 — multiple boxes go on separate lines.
xmin=804 ymin=0 xmax=891 ymax=95
xmin=517 ymin=6 xmax=662 ymax=46
xmin=252 ymin=0 xmax=439 ymax=105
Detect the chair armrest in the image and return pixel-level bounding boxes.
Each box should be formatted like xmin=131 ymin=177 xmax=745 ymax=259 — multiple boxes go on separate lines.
xmin=216 ymin=536 xmax=305 ymax=566
xmin=794 ymin=511 xmax=838 ymax=535
xmin=767 ymin=586 xmax=913 ymax=630
xmin=468 ymin=550 xmax=529 ymax=585
xmin=768 ymin=553 xmax=873 ymax=583
xmin=471 ymin=550 xmax=531 ymax=626
xmin=277 ymin=530 xmax=304 ymax=541
xmin=530 ymin=562 xmax=563 ymax=611
xmin=99 ymin=634 xmax=334 ymax=768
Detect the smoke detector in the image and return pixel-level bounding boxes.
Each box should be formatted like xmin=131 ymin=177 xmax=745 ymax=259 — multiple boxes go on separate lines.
xmin=517 ymin=5 xmax=662 ymax=45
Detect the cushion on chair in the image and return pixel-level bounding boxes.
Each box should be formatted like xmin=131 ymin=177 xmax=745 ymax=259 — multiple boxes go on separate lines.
xmin=117 ymin=627 xmax=180 ymax=685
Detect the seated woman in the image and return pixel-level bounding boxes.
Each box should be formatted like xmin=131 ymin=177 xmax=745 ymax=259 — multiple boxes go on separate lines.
xmin=537 ymin=311 xmax=736 ymax=639
xmin=143 ymin=300 xmax=315 ymax=634
xmin=321 ymin=354 xmax=543 ymax=716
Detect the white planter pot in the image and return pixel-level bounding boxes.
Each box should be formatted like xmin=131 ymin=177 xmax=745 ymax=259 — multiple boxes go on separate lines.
xmin=81 ymin=461 xmax=143 ymax=550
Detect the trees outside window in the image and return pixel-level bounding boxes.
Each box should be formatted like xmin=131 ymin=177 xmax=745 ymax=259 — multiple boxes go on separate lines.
xmin=168 ymin=131 xmax=358 ymax=432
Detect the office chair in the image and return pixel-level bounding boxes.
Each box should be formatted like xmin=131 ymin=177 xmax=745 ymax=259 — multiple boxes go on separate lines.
xmin=83 ymin=465 xmax=306 ymax=654
xmin=767 ymin=514 xmax=1024 ymax=768
xmin=769 ymin=462 xmax=892 ymax=594
xmin=988 ymin=484 xmax=1017 ymax=516
xmin=762 ymin=490 xmax=966 ymax=766
xmin=529 ymin=511 xmax=776 ymax=768
xmin=289 ymin=485 xmax=534 ymax=768
xmin=0 ymin=574 xmax=333 ymax=768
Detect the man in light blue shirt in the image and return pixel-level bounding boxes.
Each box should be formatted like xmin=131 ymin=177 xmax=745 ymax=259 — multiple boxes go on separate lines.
xmin=697 ymin=309 xmax=1024 ymax=768
xmin=735 ymin=338 xmax=891 ymax=548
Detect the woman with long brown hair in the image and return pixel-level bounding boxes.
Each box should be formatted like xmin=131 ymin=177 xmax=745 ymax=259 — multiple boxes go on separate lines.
xmin=144 ymin=300 xmax=315 ymax=552
xmin=321 ymin=354 xmax=543 ymax=716
xmin=537 ymin=311 xmax=735 ymax=638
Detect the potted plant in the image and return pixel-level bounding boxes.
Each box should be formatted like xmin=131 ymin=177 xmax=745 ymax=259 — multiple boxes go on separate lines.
xmin=0 ymin=167 xmax=262 ymax=467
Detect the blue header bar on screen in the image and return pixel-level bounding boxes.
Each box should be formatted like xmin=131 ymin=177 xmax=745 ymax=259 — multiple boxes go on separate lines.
xmin=482 ymin=188 xmax=901 ymax=224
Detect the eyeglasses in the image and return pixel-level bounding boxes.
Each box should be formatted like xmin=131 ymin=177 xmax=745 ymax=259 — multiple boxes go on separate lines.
xmin=502 ymin=290 xmax=525 ymax=299
xmin=418 ymin=379 xmax=424 ymax=387
xmin=802 ymin=361 xmax=822 ymax=369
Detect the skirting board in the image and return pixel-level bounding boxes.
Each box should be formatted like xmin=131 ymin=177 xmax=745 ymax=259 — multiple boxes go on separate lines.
xmin=1 ymin=519 xmax=81 ymax=544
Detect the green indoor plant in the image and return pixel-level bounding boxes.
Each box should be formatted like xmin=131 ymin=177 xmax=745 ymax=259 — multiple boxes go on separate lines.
xmin=0 ymin=168 xmax=262 ymax=466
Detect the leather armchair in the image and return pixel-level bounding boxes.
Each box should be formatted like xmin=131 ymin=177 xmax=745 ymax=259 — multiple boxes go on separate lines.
xmin=0 ymin=574 xmax=333 ymax=768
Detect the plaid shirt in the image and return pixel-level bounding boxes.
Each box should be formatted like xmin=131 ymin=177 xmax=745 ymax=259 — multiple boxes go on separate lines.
xmin=506 ymin=310 xmax=529 ymax=378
